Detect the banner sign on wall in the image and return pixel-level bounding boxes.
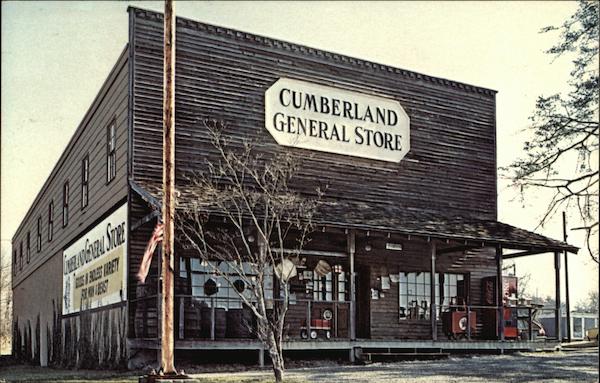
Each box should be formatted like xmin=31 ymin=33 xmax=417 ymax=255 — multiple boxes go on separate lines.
xmin=265 ymin=78 xmax=410 ymax=163
xmin=62 ymin=203 xmax=127 ymax=315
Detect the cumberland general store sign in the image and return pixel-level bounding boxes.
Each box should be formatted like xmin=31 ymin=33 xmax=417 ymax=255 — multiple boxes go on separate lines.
xmin=265 ymin=78 xmax=410 ymax=162
xmin=62 ymin=204 xmax=127 ymax=315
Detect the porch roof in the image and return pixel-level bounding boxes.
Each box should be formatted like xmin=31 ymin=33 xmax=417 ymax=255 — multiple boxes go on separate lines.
xmin=131 ymin=180 xmax=578 ymax=254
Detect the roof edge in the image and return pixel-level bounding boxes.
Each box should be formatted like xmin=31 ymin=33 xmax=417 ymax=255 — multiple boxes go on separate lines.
xmin=11 ymin=44 xmax=130 ymax=243
xmin=127 ymin=6 xmax=498 ymax=97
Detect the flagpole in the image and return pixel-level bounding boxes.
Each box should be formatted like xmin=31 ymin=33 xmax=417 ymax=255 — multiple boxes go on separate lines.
xmin=161 ymin=0 xmax=176 ymax=375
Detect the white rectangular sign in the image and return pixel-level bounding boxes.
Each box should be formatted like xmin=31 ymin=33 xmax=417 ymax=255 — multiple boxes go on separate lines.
xmin=265 ymin=78 xmax=410 ymax=162
xmin=62 ymin=203 xmax=127 ymax=315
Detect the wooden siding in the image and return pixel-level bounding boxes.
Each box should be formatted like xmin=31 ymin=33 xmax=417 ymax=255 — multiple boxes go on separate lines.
xmin=129 ymin=8 xmax=497 ymax=223
xmin=127 ymin=193 xmax=160 ymax=339
xmin=11 ymin=46 xmax=130 ymax=366
xmin=355 ymin=234 xmax=496 ymax=340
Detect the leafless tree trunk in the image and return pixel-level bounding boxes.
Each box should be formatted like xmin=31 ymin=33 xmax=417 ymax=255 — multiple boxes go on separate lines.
xmin=0 ymin=244 xmax=13 ymax=354
xmin=178 ymin=121 xmax=321 ymax=382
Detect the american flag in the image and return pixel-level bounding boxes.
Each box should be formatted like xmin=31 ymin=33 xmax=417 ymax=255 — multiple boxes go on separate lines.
xmin=137 ymin=222 xmax=164 ymax=283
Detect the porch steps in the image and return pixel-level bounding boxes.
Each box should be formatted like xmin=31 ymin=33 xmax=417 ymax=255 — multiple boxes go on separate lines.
xmin=361 ymin=351 xmax=450 ymax=363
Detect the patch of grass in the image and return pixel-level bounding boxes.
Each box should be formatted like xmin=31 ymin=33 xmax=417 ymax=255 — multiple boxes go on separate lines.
xmin=0 ymin=365 xmax=138 ymax=383
xmin=0 ymin=365 xmax=309 ymax=383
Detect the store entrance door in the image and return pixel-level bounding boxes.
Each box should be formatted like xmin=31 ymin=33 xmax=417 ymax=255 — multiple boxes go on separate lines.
xmin=355 ymin=265 xmax=371 ymax=339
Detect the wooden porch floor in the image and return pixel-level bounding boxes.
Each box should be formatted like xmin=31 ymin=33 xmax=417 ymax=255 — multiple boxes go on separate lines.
xmin=127 ymin=338 xmax=561 ymax=352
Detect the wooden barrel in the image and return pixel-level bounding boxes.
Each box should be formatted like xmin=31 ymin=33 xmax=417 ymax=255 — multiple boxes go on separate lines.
xmin=184 ymin=302 xmax=202 ymax=338
xmin=200 ymin=306 xmax=212 ymax=338
xmin=200 ymin=306 xmax=227 ymax=338
xmin=226 ymin=306 xmax=254 ymax=338
xmin=226 ymin=309 xmax=243 ymax=338
xmin=214 ymin=308 xmax=226 ymax=338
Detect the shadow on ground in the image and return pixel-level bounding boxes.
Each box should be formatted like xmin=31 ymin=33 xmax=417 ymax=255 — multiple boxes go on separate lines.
xmin=0 ymin=348 xmax=597 ymax=382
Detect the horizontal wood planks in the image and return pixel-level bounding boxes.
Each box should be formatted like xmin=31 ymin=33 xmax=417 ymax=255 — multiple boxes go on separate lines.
xmin=129 ymin=8 xmax=497 ymax=224
xmin=355 ymin=237 xmax=496 ymax=340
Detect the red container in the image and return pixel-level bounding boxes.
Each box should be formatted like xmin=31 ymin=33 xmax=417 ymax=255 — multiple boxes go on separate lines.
xmin=311 ymin=319 xmax=331 ymax=329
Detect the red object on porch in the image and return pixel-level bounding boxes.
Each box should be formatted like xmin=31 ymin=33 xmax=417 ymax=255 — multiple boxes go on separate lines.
xmin=303 ymin=319 xmax=331 ymax=329
xmin=442 ymin=311 xmax=476 ymax=338
xmin=504 ymin=326 xmax=519 ymax=338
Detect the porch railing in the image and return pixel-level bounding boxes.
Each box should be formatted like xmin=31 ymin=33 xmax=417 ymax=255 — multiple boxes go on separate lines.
xmin=436 ymin=304 xmax=560 ymax=342
xmin=129 ymin=294 xmax=351 ymax=341
xmin=128 ymin=294 xmax=559 ymax=342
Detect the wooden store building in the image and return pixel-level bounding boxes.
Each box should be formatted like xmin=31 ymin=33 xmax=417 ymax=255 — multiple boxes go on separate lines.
xmin=11 ymin=6 xmax=578 ymax=368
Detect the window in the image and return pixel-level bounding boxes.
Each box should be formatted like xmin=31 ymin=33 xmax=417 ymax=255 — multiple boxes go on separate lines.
xmin=81 ymin=155 xmax=89 ymax=208
xmin=37 ymin=217 xmax=42 ymax=252
xmin=19 ymin=241 xmax=23 ymax=271
xmin=179 ymin=258 xmax=271 ymax=310
xmin=26 ymin=232 xmax=30 ymax=264
xmin=63 ymin=181 xmax=69 ymax=227
xmin=48 ymin=201 xmax=54 ymax=241
xmin=573 ymin=317 xmax=583 ymax=338
xmin=308 ymin=265 xmax=346 ymax=302
xmin=13 ymin=249 xmax=17 ymax=275
xmin=106 ymin=121 xmax=116 ymax=183
xmin=399 ymin=272 xmax=466 ymax=321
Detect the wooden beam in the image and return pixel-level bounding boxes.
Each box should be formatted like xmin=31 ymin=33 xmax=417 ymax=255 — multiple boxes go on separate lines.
xmin=563 ymin=212 xmax=571 ymax=343
xmin=437 ymin=245 xmax=480 ymax=255
xmin=430 ymin=243 xmax=437 ymax=340
xmin=554 ymin=251 xmax=562 ymax=342
xmin=130 ymin=180 xmax=161 ymax=210
xmin=160 ymin=0 xmax=176 ymax=375
xmin=131 ymin=210 xmax=160 ymax=231
xmin=277 ymin=248 xmax=347 ymax=258
xmin=496 ymin=246 xmax=504 ymax=341
xmin=502 ymin=249 xmax=548 ymax=259
xmin=348 ymin=231 xmax=356 ymax=341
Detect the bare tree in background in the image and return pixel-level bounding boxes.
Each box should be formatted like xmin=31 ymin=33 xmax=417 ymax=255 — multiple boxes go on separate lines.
xmin=0 ymin=246 xmax=13 ymax=354
xmin=505 ymin=0 xmax=599 ymax=263
xmin=178 ymin=121 xmax=321 ymax=382
xmin=574 ymin=290 xmax=599 ymax=313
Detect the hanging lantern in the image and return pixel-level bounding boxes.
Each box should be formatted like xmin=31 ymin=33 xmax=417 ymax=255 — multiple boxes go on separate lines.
xmin=314 ymin=260 xmax=331 ymax=277
xmin=275 ymin=258 xmax=298 ymax=282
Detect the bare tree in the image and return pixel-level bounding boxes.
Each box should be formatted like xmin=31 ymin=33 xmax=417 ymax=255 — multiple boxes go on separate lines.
xmin=574 ymin=290 xmax=599 ymax=313
xmin=504 ymin=0 xmax=599 ymax=263
xmin=177 ymin=121 xmax=321 ymax=382
xmin=0 ymin=244 xmax=13 ymax=354
xmin=518 ymin=272 xmax=532 ymax=299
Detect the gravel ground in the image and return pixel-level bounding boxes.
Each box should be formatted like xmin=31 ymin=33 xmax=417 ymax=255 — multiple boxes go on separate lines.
xmin=196 ymin=348 xmax=599 ymax=383
xmin=0 ymin=348 xmax=597 ymax=382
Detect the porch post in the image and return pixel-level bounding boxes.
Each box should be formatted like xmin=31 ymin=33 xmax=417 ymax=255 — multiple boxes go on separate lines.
xmin=348 ymin=230 xmax=356 ymax=341
xmin=495 ymin=245 xmax=504 ymax=341
xmin=562 ymin=212 xmax=571 ymax=343
xmin=430 ymin=242 xmax=437 ymax=341
xmin=554 ymin=251 xmax=562 ymax=342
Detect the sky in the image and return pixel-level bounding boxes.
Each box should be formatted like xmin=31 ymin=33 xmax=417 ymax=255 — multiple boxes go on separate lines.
xmin=1 ymin=1 xmax=598 ymax=308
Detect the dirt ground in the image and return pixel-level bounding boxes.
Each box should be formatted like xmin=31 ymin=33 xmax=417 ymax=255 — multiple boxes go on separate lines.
xmin=0 ymin=347 xmax=598 ymax=382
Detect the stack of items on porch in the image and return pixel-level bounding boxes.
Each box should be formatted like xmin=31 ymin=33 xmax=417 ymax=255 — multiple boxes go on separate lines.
xmin=182 ymin=299 xmax=255 ymax=339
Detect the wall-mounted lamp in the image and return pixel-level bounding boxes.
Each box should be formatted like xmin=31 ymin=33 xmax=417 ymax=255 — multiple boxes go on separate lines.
xmin=365 ymin=244 xmax=372 ymax=252
xmin=247 ymin=235 xmax=255 ymax=243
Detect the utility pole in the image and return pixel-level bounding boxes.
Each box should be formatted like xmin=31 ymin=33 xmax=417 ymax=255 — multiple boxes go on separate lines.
xmin=161 ymin=0 xmax=176 ymax=375
xmin=563 ymin=211 xmax=571 ymax=343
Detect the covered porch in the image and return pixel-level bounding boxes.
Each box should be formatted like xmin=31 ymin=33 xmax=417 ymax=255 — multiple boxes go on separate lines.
xmin=128 ymin=182 xmax=578 ymax=362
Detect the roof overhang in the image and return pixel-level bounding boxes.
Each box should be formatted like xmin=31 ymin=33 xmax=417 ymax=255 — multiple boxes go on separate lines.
xmin=130 ymin=180 xmax=579 ymax=255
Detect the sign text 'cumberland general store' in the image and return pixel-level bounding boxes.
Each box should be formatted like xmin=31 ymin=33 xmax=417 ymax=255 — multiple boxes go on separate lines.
xmin=265 ymin=78 xmax=410 ymax=162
